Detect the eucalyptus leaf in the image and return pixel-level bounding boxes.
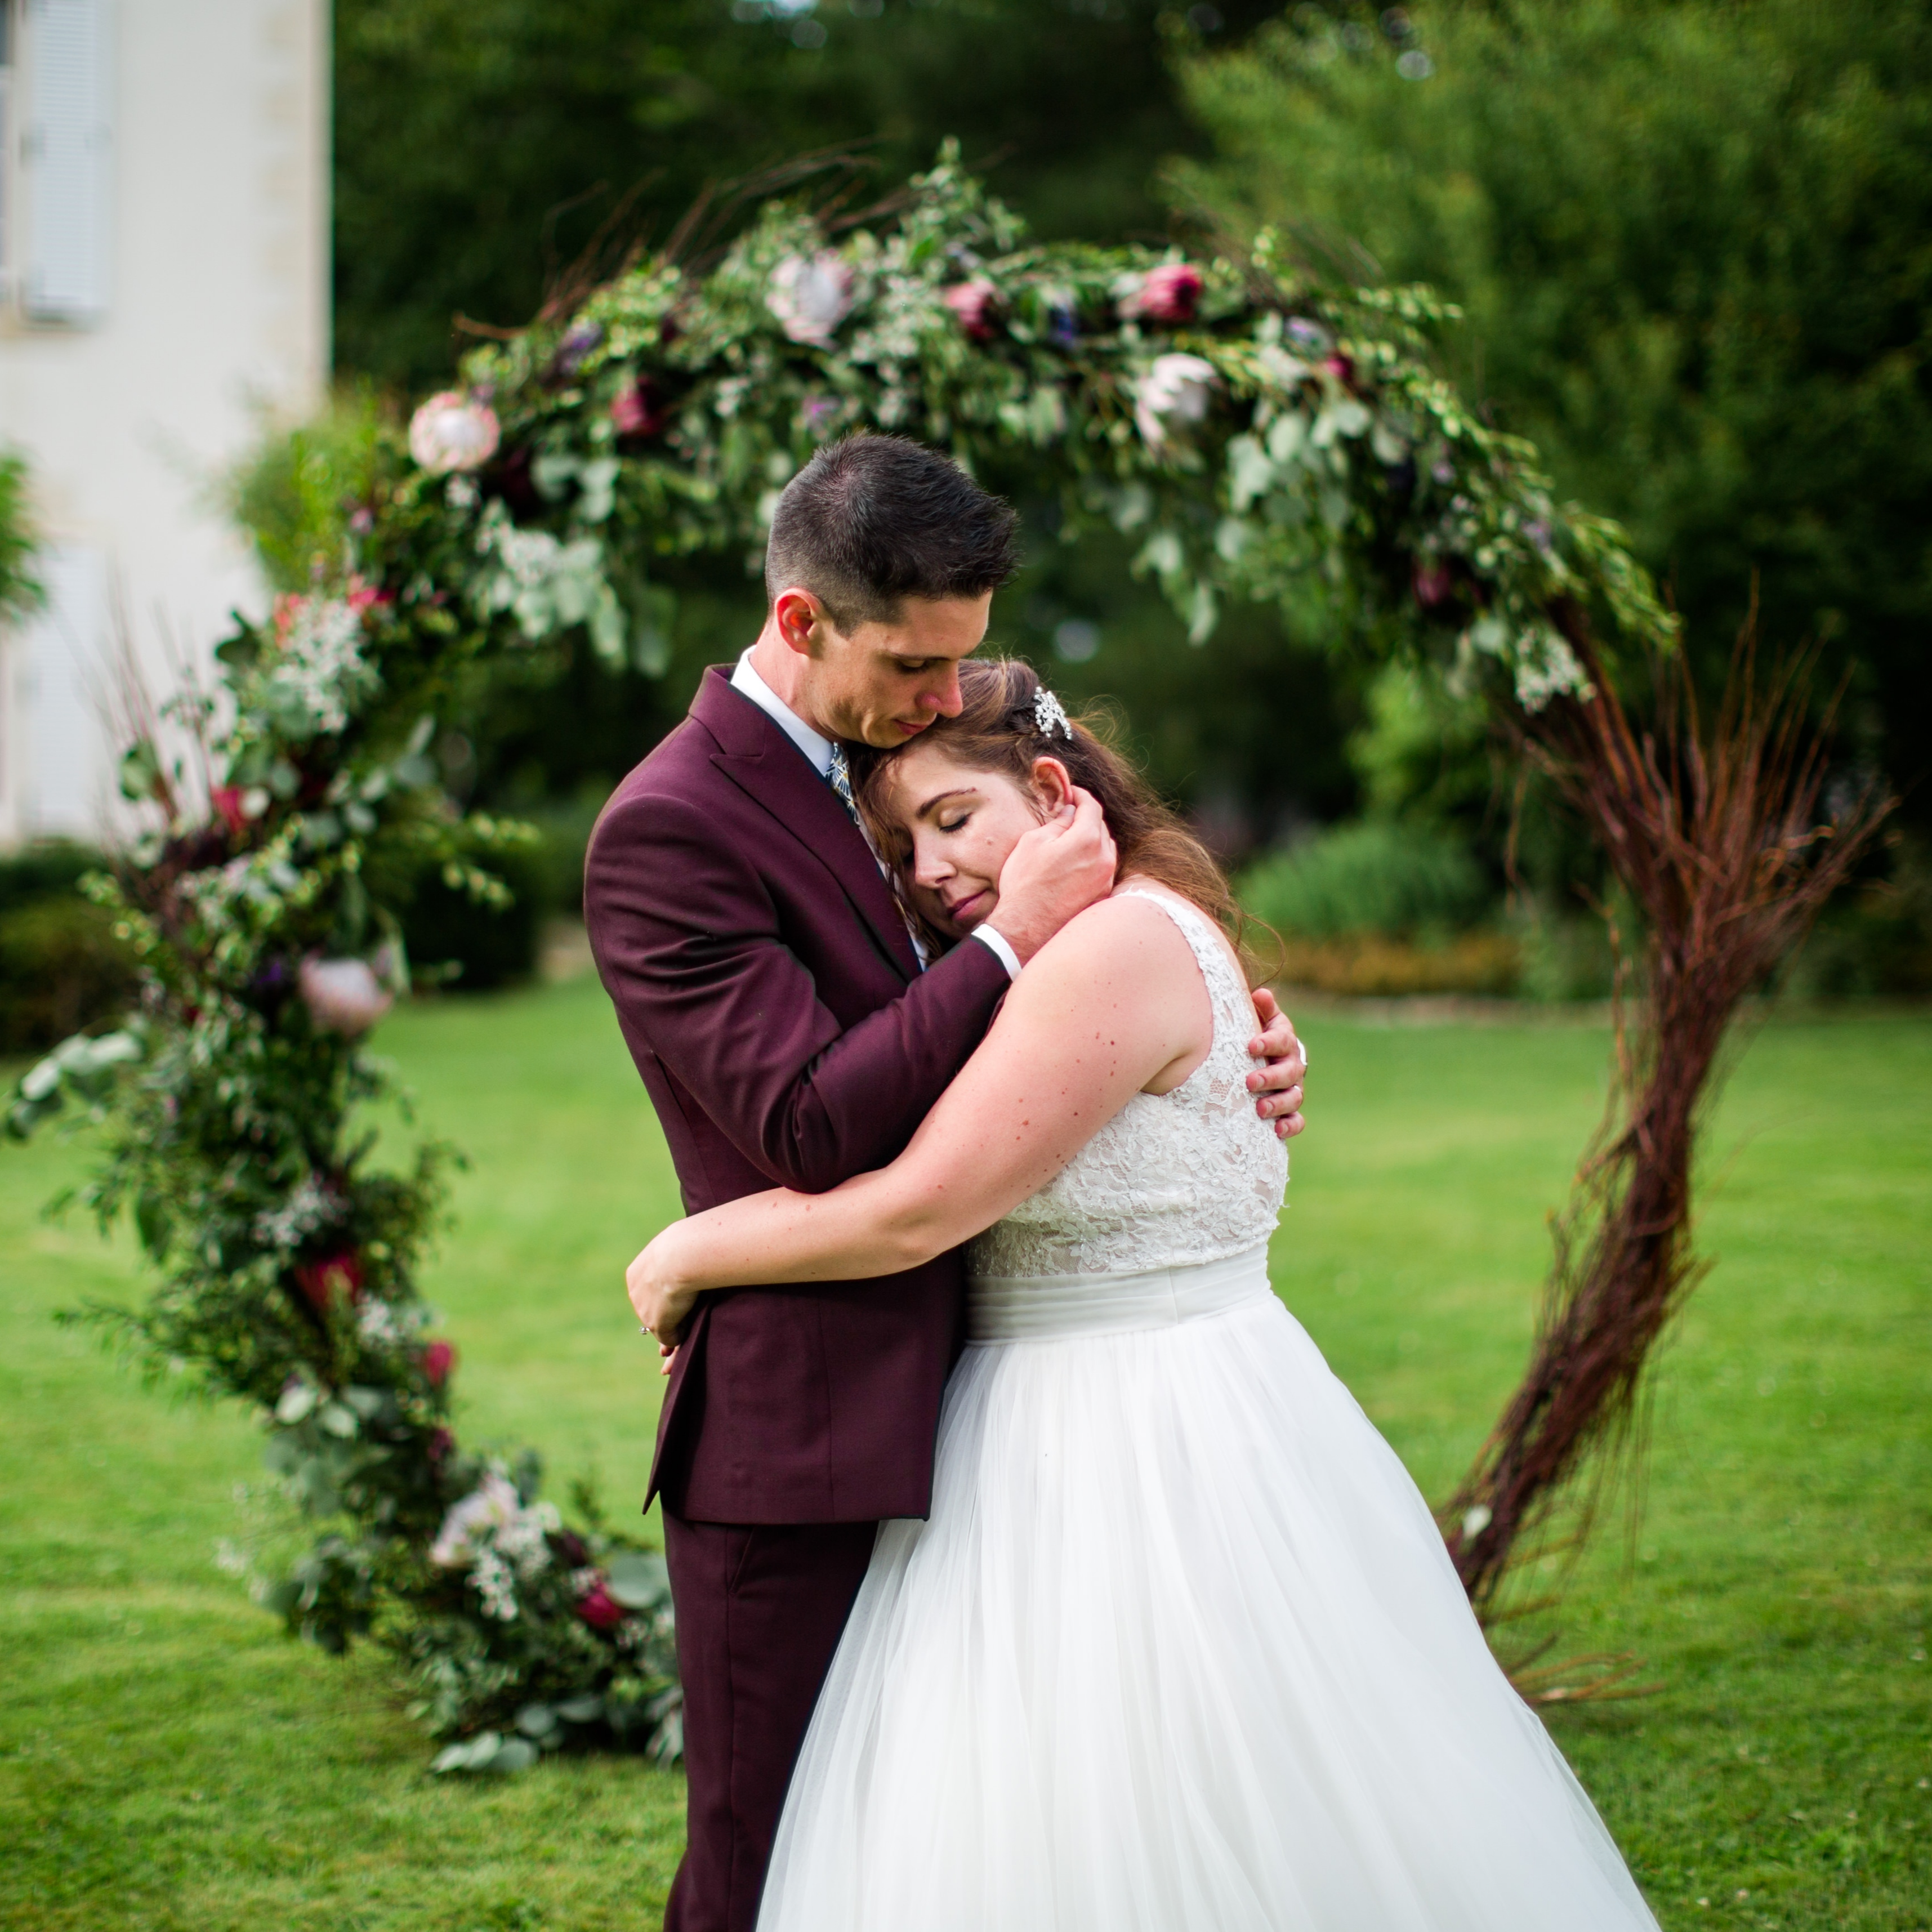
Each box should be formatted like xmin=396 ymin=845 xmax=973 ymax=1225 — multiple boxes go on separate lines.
xmin=273 ymin=1384 xmax=318 ymax=1426
xmin=516 ymin=1703 xmax=559 ymax=1738
xmin=605 ymin=1550 xmax=670 ymax=1609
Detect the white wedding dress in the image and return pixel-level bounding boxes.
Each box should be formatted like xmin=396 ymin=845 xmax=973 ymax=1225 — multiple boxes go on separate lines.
xmin=756 ymin=888 xmax=1661 ymax=1931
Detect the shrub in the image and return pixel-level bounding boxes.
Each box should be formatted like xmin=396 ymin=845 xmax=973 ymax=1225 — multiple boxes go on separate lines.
xmin=395 ymin=803 xmax=602 ymax=993
xmin=1240 ymin=819 xmax=1492 ymax=943
xmin=1175 ymin=0 xmax=1932 ymax=826
xmin=399 ymin=850 xmax=545 ymax=993
xmin=0 ymin=840 xmax=98 ymax=908
xmin=225 ymin=387 xmax=399 ymax=594
xmin=1783 ymin=838 xmax=1932 ymax=999
xmin=1270 ymin=931 xmax=1520 ymax=998
xmin=0 ymin=893 xmax=137 ymax=1055
xmin=1512 ymin=905 xmax=1619 ymax=1003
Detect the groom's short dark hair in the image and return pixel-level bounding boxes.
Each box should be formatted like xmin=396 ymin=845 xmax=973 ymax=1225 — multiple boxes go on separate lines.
xmin=764 ymin=434 xmax=1020 ymax=628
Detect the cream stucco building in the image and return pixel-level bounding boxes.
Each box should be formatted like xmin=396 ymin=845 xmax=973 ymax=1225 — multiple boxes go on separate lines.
xmin=0 ymin=0 xmax=329 ymax=845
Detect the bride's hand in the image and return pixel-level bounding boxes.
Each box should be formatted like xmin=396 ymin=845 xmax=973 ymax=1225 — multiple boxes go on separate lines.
xmin=627 ymin=1229 xmax=702 ymax=1351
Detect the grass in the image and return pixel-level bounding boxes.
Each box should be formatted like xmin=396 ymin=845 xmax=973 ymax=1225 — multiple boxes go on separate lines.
xmin=2 ymin=973 xmax=1927 ymax=1930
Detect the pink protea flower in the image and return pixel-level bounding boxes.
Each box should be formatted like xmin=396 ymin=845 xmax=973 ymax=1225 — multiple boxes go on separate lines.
xmin=422 ymin=1340 xmax=457 ymax=1389
xmin=408 ymin=391 xmax=501 ymax=474
xmin=1131 ymin=262 xmax=1205 ymax=327
xmin=942 ymin=278 xmax=1001 ymax=342
xmin=576 ymin=1581 xmax=626 ymax=1632
xmin=299 ymin=956 xmax=394 ymax=1037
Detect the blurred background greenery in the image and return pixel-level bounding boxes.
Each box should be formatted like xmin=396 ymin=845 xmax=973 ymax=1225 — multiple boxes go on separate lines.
xmin=11 ymin=0 xmax=1928 ymax=1036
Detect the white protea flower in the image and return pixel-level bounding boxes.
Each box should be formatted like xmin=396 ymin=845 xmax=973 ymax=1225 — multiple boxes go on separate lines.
xmin=408 ymin=391 xmax=501 ymax=474
xmin=298 ymin=956 xmax=394 ymax=1037
xmin=429 ymin=1471 xmax=524 ymax=1570
xmin=1135 ymin=353 xmax=1219 ymax=448
xmin=766 ymin=251 xmax=855 ymax=347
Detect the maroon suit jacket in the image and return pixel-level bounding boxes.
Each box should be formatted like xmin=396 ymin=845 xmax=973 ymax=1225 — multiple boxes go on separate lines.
xmin=584 ymin=666 xmax=1011 ymax=1525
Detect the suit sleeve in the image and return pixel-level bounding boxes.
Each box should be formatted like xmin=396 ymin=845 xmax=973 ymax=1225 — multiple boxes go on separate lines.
xmin=584 ymin=786 xmax=1011 ymax=1195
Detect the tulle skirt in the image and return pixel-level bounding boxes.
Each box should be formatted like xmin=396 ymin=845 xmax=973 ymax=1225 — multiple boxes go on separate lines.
xmin=756 ymin=1245 xmax=1659 ymax=1931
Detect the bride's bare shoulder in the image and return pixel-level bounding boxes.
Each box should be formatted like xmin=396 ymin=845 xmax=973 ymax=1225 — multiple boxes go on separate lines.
xmin=1017 ymin=886 xmax=1201 ymax=987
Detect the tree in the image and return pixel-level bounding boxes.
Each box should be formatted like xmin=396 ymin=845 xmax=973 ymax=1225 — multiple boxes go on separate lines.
xmin=1171 ymin=0 xmax=1932 ymax=821
xmin=334 ymin=0 xmax=1283 ymax=394
xmin=332 ymin=0 xmax=1372 ymax=838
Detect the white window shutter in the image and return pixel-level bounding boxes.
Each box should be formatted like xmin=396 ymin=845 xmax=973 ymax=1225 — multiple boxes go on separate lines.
xmin=22 ymin=0 xmax=113 ymax=323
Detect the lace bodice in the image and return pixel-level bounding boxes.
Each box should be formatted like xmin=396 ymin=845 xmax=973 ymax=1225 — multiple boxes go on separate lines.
xmin=967 ymin=887 xmax=1287 ymax=1282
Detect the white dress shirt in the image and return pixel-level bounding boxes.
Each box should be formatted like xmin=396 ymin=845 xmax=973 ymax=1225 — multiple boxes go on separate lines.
xmin=730 ymin=650 xmax=1023 ymax=981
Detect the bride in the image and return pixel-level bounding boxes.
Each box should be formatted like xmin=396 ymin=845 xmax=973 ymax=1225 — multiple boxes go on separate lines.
xmin=626 ymin=659 xmax=1660 ymax=1932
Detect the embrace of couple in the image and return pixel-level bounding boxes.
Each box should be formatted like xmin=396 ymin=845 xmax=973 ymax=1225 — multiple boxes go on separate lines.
xmin=584 ymin=436 xmax=1659 ymax=1932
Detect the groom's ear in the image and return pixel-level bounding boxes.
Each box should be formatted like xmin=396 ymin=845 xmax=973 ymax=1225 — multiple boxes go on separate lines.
xmin=773 ymin=586 xmax=829 ymax=655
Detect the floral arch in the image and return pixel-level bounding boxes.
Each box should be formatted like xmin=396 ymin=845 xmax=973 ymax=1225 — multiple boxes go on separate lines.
xmin=8 ymin=151 xmax=1869 ymax=1770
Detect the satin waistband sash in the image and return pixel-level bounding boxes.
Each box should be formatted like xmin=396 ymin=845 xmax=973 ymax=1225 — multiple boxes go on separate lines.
xmin=966 ymin=1242 xmax=1274 ymax=1344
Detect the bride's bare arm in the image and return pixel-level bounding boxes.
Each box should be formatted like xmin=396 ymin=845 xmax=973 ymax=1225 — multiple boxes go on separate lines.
xmin=628 ymin=894 xmax=1211 ymax=1340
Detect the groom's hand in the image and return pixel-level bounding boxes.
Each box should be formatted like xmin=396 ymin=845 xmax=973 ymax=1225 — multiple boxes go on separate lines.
xmin=1247 ymin=987 xmax=1307 ymax=1141
xmin=984 ymin=787 xmax=1117 ymax=963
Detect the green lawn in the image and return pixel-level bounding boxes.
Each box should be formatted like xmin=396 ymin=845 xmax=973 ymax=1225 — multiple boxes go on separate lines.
xmin=2 ymin=976 xmax=1927 ymax=1930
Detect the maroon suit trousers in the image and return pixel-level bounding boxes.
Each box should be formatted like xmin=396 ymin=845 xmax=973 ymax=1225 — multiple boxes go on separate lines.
xmin=587 ymin=670 xmax=1011 ymax=1929
xmin=661 ymin=1510 xmax=878 ymax=1932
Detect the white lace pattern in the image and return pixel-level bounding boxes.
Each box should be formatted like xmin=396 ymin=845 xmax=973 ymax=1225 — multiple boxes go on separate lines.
xmin=967 ymin=887 xmax=1286 ymax=1281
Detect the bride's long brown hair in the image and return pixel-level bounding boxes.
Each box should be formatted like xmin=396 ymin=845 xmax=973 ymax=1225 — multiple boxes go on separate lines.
xmin=853 ymin=658 xmax=1264 ymax=984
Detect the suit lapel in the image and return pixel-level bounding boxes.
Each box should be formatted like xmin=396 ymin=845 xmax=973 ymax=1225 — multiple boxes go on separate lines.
xmin=691 ymin=667 xmax=920 ymax=983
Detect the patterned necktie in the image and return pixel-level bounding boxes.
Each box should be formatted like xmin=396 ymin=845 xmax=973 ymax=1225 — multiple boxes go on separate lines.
xmin=829 ymin=739 xmax=926 ymax=970
xmin=827 ymin=741 xmax=862 ymax=827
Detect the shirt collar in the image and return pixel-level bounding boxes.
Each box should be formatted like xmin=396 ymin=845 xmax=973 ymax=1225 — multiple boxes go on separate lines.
xmin=731 ymin=648 xmax=835 ymax=780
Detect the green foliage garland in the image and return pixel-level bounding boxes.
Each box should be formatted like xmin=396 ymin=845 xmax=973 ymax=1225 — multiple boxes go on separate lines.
xmin=6 ymin=151 xmax=1674 ymax=1768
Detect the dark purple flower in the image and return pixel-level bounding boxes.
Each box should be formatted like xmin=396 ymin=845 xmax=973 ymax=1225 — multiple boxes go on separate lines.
xmin=610 ymin=377 xmax=671 ymax=441
xmin=294 ymin=1250 xmax=364 ymax=1314
xmin=1412 ymin=559 xmax=1457 ymax=612
xmin=1049 ymin=305 xmax=1081 ymax=349
xmin=1322 ymin=354 xmax=1357 ymax=390
xmin=555 ymin=322 xmax=604 ymax=375
xmin=482 ymin=446 xmax=542 ymax=520
xmin=211 ymin=786 xmax=248 ymax=838
xmin=576 ymin=1581 xmax=626 ymax=1632
xmin=249 ymin=955 xmax=293 ymax=1011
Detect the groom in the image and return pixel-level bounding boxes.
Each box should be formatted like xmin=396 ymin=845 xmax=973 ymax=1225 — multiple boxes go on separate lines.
xmin=584 ymin=434 xmax=1307 ymax=1932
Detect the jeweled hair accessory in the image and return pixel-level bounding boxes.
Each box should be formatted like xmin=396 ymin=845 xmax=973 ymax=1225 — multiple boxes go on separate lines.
xmin=1032 ymin=685 xmax=1073 ymax=739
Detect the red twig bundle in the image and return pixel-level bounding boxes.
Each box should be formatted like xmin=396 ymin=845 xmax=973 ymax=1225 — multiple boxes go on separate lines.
xmin=1443 ymin=609 xmax=1892 ymax=1609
